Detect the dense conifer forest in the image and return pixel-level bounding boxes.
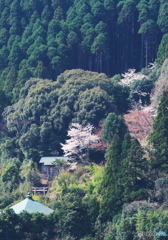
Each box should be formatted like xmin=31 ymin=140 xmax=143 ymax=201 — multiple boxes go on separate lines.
xmin=0 ymin=0 xmax=168 ymax=239
xmin=0 ymin=0 xmax=167 ymax=103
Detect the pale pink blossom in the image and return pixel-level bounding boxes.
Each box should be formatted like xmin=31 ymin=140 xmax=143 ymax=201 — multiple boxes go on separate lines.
xmin=119 ymin=69 xmax=148 ymax=86
xmin=61 ymin=123 xmax=99 ymax=164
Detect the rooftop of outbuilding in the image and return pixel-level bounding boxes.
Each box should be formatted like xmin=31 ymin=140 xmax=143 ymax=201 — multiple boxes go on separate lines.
xmin=10 ymin=194 xmax=54 ymax=215
xmin=39 ymin=156 xmax=68 ymax=166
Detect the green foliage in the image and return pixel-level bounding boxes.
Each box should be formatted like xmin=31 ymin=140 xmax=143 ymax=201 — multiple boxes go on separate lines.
xmin=19 ymin=160 xmax=41 ymax=188
xmin=0 ymin=89 xmax=7 ymax=117
xmin=0 ymin=160 xmax=40 ymax=209
xmin=50 ymin=164 xmax=103 ymax=199
xmin=52 ymin=157 xmax=68 ymax=172
xmin=0 ymin=158 xmax=164 ymax=240
xmin=103 ymin=206 xmax=168 ymax=240
xmin=135 ymin=208 xmax=168 ymax=236
xmin=102 ymin=112 xmax=127 ymax=144
xmin=130 ymin=78 xmax=154 ymax=105
xmin=74 ymin=87 xmax=114 ymax=126
xmin=100 ymin=133 xmax=149 ymax=222
xmin=33 ymin=61 xmax=47 ymax=79
xmin=117 ymin=0 xmax=137 ymax=24
xmin=3 ymin=66 xmax=17 ymax=100
xmin=1 ymin=164 xmax=19 ymax=183
xmin=91 ymin=33 xmax=108 ymax=54
xmin=0 ymin=210 xmax=55 ymax=240
xmin=13 ymin=65 xmax=32 ymax=103
xmin=121 ymin=132 xmax=131 ymax=159
xmin=100 ymin=135 xmax=123 ymax=221
xmin=8 ymin=41 xmax=22 ymax=66
xmin=138 ymin=19 xmax=156 ymax=35
xmin=157 ymin=33 xmax=168 ymax=65
xmin=0 ymin=0 xmax=164 ymax=95
xmin=122 ymin=138 xmax=148 ymax=202
xmin=149 ymin=91 xmax=168 ymax=172
xmin=151 ymin=59 xmax=168 ymax=108
xmin=50 ymin=164 xmax=103 ymax=238
xmin=85 ymin=164 xmax=104 ymax=196
xmin=150 ymin=177 xmax=168 ymax=204
xmin=0 ymin=1 xmax=166 ymax=238
xmin=1 ymin=70 xmax=123 ymax=162
xmin=52 ymin=187 xmax=89 ymax=239
xmin=157 ymin=0 xmax=168 ymax=33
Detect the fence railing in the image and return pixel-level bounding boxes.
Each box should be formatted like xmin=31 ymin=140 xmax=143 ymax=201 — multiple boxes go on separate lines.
xmin=31 ymin=187 xmax=48 ymax=195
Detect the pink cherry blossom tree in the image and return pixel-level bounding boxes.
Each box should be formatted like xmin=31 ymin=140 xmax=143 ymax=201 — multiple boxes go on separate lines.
xmin=119 ymin=69 xmax=148 ymax=86
xmin=61 ymin=123 xmax=99 ymax=164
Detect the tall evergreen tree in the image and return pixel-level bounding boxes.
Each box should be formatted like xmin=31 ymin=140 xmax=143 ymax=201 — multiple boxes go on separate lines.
xmin=121 ymin=132 xmax=131 ymax=160
xmin=157 ymin=33 xmax=168 ymax=65
xmin=3 ymin=66 xmax=17 ymax=100
xmin=157 ymin=0 xmax=168 ymax=33
xmin=149 ymin=91 xmax=168 ymax=172
xmin=102 ymin=113 xmax=127 ymax=144
xmin=8 ymin=41 xmax=22 ymax=66
xmin=33 ymin=61 xmax=47 ymax=78
xmin=12 ymin=65 xmax=32 ymax=102
xmin=122 ymin=138 xmax=148 ymax=202
xmin=100 ymin=134 xmax=123 ymax=221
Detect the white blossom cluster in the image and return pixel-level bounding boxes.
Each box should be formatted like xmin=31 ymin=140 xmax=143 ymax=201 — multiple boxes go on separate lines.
xmin=61 ymin=123 xmax=99 ymax=163
xmin=119 ymin=69 xmax=148 ymax=86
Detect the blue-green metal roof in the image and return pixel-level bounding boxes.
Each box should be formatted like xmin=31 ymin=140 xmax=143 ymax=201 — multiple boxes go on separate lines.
xmin=39 ymin=156 xmax=68 ymax=165
xmin=10 ymin=197 xmax=54 ymax=215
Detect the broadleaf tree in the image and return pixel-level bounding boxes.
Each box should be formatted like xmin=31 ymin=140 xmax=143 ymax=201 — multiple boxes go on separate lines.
xmin=61 ymin=123 xmax=99 ymax=164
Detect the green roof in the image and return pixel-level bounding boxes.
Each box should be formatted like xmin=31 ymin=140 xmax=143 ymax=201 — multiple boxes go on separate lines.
xmin=39 ymin=156 xmax=68 ymax=166
xmin=10 ymin=196 xmax=54 ymax=215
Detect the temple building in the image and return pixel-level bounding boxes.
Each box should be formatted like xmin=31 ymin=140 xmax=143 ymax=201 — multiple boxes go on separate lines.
xmin=10 ymin=193 xmax=54 ymax=215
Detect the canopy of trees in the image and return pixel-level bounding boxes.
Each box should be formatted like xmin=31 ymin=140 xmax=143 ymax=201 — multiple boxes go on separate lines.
xmin=1 ymin=69 xmax=128 ymax=163
xmin=0 ymin=1 xmax=167 ymax=239
xmin=0 ymin=0 xmax=166 ymax=104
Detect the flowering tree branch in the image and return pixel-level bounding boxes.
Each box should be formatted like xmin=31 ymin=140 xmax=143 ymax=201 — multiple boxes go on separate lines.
xmin=119 ymin=69 xmax=148 ymax=86
xmin=61 ymin=123 xmax=99 ymax=164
